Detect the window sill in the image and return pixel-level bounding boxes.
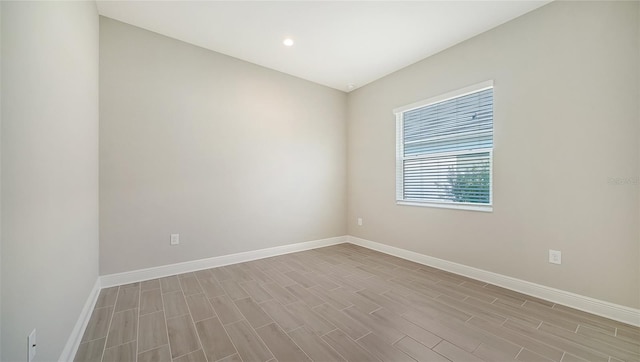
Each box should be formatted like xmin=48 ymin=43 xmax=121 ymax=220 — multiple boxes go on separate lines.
xmin=397 ymin=200 xmax=493 ymax=213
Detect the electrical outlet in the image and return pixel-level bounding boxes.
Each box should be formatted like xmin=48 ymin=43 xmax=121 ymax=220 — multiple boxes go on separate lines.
xmin=549 ymin=249 xmax=562 ymax=265
xmin=170 ymin=234 xmax=180 ymax=245
xmin=357 ymin=217 xmax=363 ymax=226
xmin=28 ymin=329 xmax=36 ymax=362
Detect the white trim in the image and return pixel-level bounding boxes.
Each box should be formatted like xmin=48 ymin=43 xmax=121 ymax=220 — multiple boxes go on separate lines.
xmin=395 ymin=112 xmax=404 ymax=202
xmin=59 ymin=278 xmax=101 ymax=362
xmin=397 ymin=201 xmax=493 ymax=212
xmin=394 ymin=82 xmax=494 ymax=212
xmin=347 ymin=236 xmax=640 ymax=327
xmin=100 ymin=236 xmax=347 ymax=287
xmin=402 ymin=147 xmax=492 ymax=160
xmin=393 ymin=80 xmax=494 ymax=114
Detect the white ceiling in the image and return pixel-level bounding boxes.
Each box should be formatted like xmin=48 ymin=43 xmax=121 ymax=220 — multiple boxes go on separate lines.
xmin=96 ymin=1 xmax=551 ymax=92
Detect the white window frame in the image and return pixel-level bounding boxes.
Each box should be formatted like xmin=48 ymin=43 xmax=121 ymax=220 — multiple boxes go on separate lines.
xmin=394 ymin=80 xmax=494 ymax=212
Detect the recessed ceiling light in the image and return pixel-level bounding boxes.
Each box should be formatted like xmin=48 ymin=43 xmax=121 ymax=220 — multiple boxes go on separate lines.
xmin=283 ymin=38 xmax=294 ymax=47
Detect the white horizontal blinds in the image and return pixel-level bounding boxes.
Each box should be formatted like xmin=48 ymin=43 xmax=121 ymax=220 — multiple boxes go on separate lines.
xmin=403 ymin=152 xmax=491 ymax=204
xmin=403 ymin=88 xmax=493 ymax=156
xmin=400 ymin=87 xmax=493 ymax=205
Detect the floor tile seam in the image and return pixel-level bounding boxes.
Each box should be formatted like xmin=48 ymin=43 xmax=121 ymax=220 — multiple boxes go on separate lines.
xmin=432 ymin=336 xmax=485 ymax=360
xmin=175 ymin=299 xmax=208 ymax=361
xmin=389 ymin=333 xmax=406 ymax=346
xmin=502 ymin=318 xmax=612 ymax=361
xmin=79 ymin=335 xmax=109 ymax=346
xmin=355 ymin=330 xmax=411 ymax=360
xmin=187 ymin=273 xmax=208 ymax=296
xmin=135 ymin=285 xmax=142 ymax=361
xmin=170 ymin=349 xmax=199 ymax=361
xmin=255 ymin=320 xmax=314 ymax=362
xmin=140 ymin=283 xmax=161 ymax=292
xmin=240 ymin=282 xmax=276 ymax=304
xmin=400 ymin=316 xmax=482 ymax=349
xmin=351 ymin=329 xmax=372 ymax=342
xmin=246 ymin=318 xmax=274 ymax=331
xmin=227 ymin=318 xmax=275 ymax=361
xmin=523 ymin=301 xmax=616 ymax=332
xmin=268 ymin=311 xmax=306 ymax=335
xmin=318 ymin=327 xmax=340 ymax=339
xmin=140 ymin=304 xmax=164 ymax=317
xmin=562 ymin=317 xmax=620 ymax=336
xmin=80 ymin=304 xmax=115 ymax=343
xmin=219 ymin=315 xmax=245 ymax=326
xmin=191 ymin=311 xmax=218 ymax=324
xmin=165 ymin=310 xmax=192 ymax=321
xmin=140 ymin=285 xmax=161 ymax=292
xmin=512 ymin=346 xmax=526 ymax=360
xmin=136 ymin=342 xmax=169 ymax=355
xmin=103 ymin=340 xmax=135 ymax=352
xmin=463 ymin=298 xmax=545 ymax=327
xmin=192 ymin=275 xmax=222 ymax=316
xmin=317 ymin=328 xmax=357 ymax=362
xmin=204 ymin=294 xmax=234 ymax=325
xmin=576 ymin=330 xmax=640 ymax=355
xmin=438 ymin=296 xmax=507 ymax=322
xmin=559 ymin=337 xmax=640 ymax=360
xmin=430 ymin=338 xmax=448 ymax=353
xmin=538 ymin=320 xmax=637 ymax=357
xmin=196 ymin=312 xmax=241 ymax=362
xmin=159 ymin=287 xmax=176 ymax=361
xmin=550 ymin=304 xmax=626 ymax=330
xmin=212 ymin=354 xmax=241 ymax=362
xmin=310 ymin=303 xmax=372 ymax=340
xmin=93 ymin=304 xmax=116 ymax=311
xmin=466 ymin=316 xmax=564 ymax=360
xmin=101 ymin=286 xmax=120 ymax=362
xmin=390 ymin=335 xmax=406 ymax=347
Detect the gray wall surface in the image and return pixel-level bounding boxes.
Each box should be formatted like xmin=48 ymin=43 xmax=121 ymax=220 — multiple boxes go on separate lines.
xmin=347 ymin=1 xmax=640 ymax=309
xmin=99 ymin=18 xmax=347 ymax=275
xmin=1 ymin=1 xmax=100 ymax=361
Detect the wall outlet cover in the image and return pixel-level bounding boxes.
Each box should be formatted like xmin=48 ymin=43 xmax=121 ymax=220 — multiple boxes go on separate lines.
xmin=170 ymin=234 xmax=180 ymax=245
xmin=549 ymin=249 xmax=562 ymax=265
xmin=28 ymin=329 xmax=36 ymax=362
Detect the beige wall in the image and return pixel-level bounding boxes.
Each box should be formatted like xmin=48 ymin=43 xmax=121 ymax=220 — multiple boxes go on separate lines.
xmin=347 ymin=1 xmax=640 ymax=309
xmin=99 ymin=18 xmax=347 ymax=275
xmin=1 ymin=2 xmax=99 ymax=361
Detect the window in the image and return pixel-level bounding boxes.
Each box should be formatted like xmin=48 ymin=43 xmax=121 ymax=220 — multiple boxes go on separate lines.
xmin=394 ymin=81 xmax=494 ymax=212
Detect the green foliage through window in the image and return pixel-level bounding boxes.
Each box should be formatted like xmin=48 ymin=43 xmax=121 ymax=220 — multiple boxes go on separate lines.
xmin=447 ymin=161 xmax=490 ymax=204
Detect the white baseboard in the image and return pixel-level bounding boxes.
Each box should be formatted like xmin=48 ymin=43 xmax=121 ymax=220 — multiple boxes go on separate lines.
xmin=101 ymin=236 xmax=347 ymax=287
xmin=59 ymin=278 xmax=101 ymax=362
xmin=94 ymin=234 xmax=639 ymax=327
xmin=347 ymin=236 xmax=640 ymax=327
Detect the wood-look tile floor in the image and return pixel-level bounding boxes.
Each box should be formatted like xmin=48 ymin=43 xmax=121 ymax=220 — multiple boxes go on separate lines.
xmin=75 ymin=244 xmax=640 ymax=362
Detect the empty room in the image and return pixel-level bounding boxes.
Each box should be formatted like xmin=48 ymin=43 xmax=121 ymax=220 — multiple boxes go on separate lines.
xmin=1 ymin=0 xmax=639 ymax=361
